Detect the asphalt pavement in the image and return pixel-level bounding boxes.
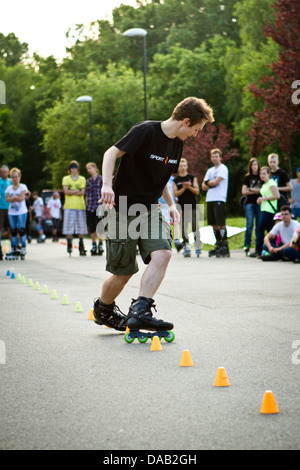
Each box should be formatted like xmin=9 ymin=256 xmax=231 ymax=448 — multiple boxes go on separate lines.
xmin=0 ymin=238 xmax=300 ymax=451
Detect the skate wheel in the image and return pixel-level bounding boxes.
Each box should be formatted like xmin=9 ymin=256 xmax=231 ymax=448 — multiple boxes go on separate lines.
xmin=124 ymin=333 xmax=135 ymax=343
xmin=164 ymin=331 xmax=175 ymax=342
xmin=137 ymin=334 xmax=148 ymax=343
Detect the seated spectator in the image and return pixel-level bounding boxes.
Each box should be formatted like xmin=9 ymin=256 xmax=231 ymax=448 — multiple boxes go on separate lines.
xmin=261 ymin=206 xmax=300 ymax=261
xmin=282 ymin=228 xmax=300 ymax=263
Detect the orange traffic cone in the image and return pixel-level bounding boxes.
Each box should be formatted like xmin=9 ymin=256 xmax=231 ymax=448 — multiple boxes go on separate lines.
xmin=179 ymin=350 xmax=193 ymax=367
xmin=260 ymin=390 xmax=279 ymax=414
xmin=214 ymin=367 xmax=230 ymax=386
xmin=88 ymin=308 xmax=95 ymax=320
xmin=150 ymin=336 xmax=162 ymax=351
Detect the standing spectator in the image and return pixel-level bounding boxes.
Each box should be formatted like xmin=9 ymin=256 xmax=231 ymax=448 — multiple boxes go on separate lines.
xmin=25 ymin=191 xmax=32 ymax=243
xmin=0 ymin=165 xmax=11 ymax=260
xmin=261 ymin=206 xmax=300 ymax=261
xmin=268 ymin=153 xmax=292 ymax=207
xmin=47 ymin=192 xmax=62 ymax=242
xmin=241 ymin=158 xmax=262 ymax=256
xmin=5 ymin=168 xmax=28 ymax=260
xmin=253 ymin=166 xmax=280 ymax=257
xmin=173 ymin=158 xmax=202 ymax=257
xmin=85 ymin=162 xmax=104 ymax=255
xmin=289 ymin=167 xmax=300 ymax=221
xmin=32 ymin=192 xmax=46 ymax=243
xmin=62 ymin=160 xmax=87 ymax=256
xmin=202 ymin=148 xmax=229 ymax=258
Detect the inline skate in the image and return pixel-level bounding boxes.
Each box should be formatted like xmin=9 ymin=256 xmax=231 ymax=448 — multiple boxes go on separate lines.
xmin=5 ymin=247 xmax=19 ymax=261
xmin=93 ymin=298 xmax=127 ymax=331
xmin=124 ymin=296 xmax=175 ymax=343
xmin=79 ymin=239 xmax=87 ymax=256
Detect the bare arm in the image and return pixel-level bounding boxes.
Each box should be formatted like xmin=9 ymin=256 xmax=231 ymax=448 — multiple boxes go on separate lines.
xmin=162 ymin=184 xmax=180 ymax=225
xmin=101 ymin=146 xmax=125 ymax=208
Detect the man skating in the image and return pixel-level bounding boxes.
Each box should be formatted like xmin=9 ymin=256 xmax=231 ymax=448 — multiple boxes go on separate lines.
xmin=93 ymin=97 xmax=214 ymax=332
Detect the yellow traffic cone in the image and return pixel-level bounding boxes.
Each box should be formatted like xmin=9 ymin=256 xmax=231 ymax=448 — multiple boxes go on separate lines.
xmin=180 ymin=350 xmax=193 ymax=366
xmin=62 ymin=294 xmax=69 ymax=305
xmin=214 ymin=367 xmax=230 ymax=387
xmin=260 ymin=390 xmax=279 ymax=414
xmin=27 ymin=279 xmax=33 ymax=287
xmin=34 ymin=281 xmax=40 ymax=290
xmin=50 ymin=289 xmax=58 ymax=299
xmin=42 ymin=285 xmax=49 ymax=294
xmin=150 ymin=335 xmax=162 ymax=351
xmin=75 ymin=301 xmax=83 ymax=312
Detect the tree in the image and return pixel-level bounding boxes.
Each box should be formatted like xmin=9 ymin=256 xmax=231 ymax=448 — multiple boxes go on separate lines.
xmin=182 ymin=123 xmax=239 ymax=185
xmin=0 ymin=33 xmax=28 ymax=66
xmin=249 ymin=0 xmax=300 ymax=175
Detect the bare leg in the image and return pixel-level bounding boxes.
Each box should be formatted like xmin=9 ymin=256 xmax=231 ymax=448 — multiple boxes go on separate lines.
xmin=100 ymin=274 xmax=132 ymax=304
xmin=139 ymin=249 xmax=172 ymax=298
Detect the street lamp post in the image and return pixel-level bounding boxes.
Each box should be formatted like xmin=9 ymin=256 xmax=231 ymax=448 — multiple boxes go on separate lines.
xmin=76 ymin=95 xmax=94 ymax=160
xmin=123 ymin=28 xmax=148 ymax=120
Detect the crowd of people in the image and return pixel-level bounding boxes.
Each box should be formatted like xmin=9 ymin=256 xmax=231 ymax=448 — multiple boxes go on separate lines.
xmin=0 ymin=151 xmax=299 ymax=264
xmin=0 ymin=161 xmax=104 ymax=260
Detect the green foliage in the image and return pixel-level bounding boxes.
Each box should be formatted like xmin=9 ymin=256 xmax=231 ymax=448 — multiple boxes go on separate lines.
xmin=40 ymin=64 xmax=146 ymax=187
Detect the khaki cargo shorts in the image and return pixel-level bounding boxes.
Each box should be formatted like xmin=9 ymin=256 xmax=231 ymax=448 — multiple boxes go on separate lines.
xmin=100 ymin=207 xmax=172 ymax=276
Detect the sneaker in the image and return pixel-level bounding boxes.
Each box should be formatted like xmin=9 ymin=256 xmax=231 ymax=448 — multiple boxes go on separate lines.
xmin=243 ymin=245 xmax=250 ymax=255
xmin=248 ymin=252 xmax=260 ymax=258
xmin=261 ymin=255 xmax=274 ymax=261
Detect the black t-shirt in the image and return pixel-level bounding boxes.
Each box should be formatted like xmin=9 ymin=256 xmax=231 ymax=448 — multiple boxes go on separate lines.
xmin=173 ymin=174 xmax=197 ymax=208
xmin=242 ymin=174 xmax=263 ymax=204
xmin=113 ymin=121 xmax=182 ymax=210
xmin=271 ymin=168 xmax=290 ymax=197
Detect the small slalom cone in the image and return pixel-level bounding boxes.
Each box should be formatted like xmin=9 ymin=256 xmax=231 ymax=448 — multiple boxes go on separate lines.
xmin=42 ymin=285 xmax=49 ymax=294
xmin=6 ymin=269 xmax=10 ymax=276
xmin=34 ymin=281 xmax=40 ymax=290
xmin=214 ymin=367 xmax=230 ymax=387
xmin=150 ymin=335 xmax=162 ymax=351
xmin=11 ymin=272 xmax=15 ymax=279
xmin=27 ymin=278 xmax=33 ymax=287
xmin=88 ymin=308 xmax=95 ymax=320
xmin=125 ymin=326 xmax=130 ymax=334
xmin=50 ymin=289 xmax=58 ymax=299
xmin=21 ymin=276 xmax=26 ymax=284
xmin=75 ymin=301 xmax=83 ymax=312
xmin=16 ymin=273 xmax=22 ymax=281
xmin=260 ymin=390 xmax=279 ymax=414
xmin=180 ymin=349 xmax=193 ymax=367
xmin=62 ymin=294 xmax=69 ymax=305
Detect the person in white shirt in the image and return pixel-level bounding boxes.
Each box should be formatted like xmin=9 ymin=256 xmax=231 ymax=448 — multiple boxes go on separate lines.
xmin=262 ymin=205 xmax=300 ymax=261
xmin=47 ymin=192 xmax=62 ymax=241
xmin=32 ymin=192 xmax=46 ymax=243
xmin=5 ymin=167 xmax=28 ymax=259
xmin=202 ymin=148 xmax=229 ymax=257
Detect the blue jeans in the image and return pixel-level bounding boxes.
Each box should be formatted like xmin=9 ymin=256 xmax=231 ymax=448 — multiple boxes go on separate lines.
xmin=8 ymin=213 xmax=27 ymax=248
xmin=292 ymin=207 xmax=300 ymax=221
xmin=256 ymin=211 xmax=274 ymax=255
xmin=282 ymin=247 xmax=300 ymax=261
xmin=244 ymin=203 xmax=261 ymax=249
